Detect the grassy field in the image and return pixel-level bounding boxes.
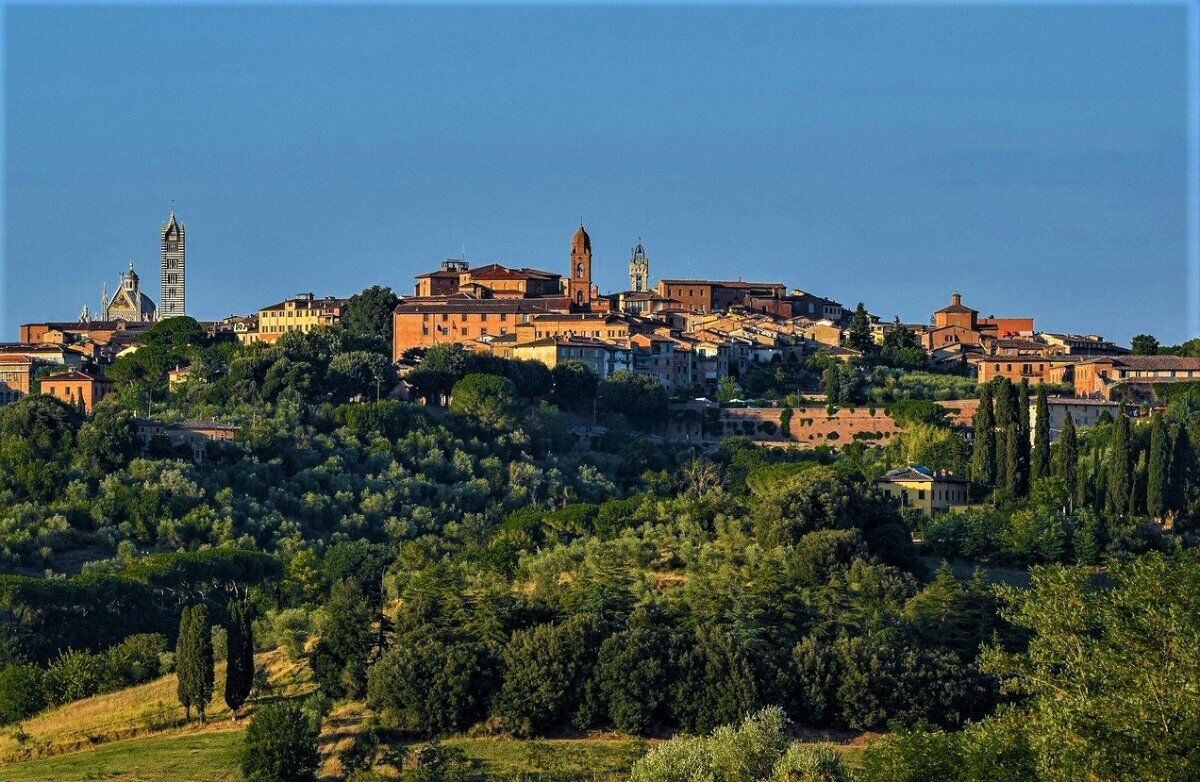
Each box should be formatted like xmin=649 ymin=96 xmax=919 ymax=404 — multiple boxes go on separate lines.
xmin=0 ymin=730 xmax=242 ymax=782
xmin=0 ymin=648 xmax=311 ymax=764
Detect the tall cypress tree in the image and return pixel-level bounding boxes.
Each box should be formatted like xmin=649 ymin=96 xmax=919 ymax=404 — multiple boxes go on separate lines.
xmin=176 ymin=606 xmax=197 ymax=721
xmin=993 ymin=380 xmax=1015 ymax=491
xmin=971 ymin=384 xmax=996 ymax=487
xmin=1032 ymin=386 xmax=1051 ymax=482
xmin=1057 ymin=411 xmax=1079 ymax=509
xmin=224 ymin=601 xmax=255 ymax=720
xmin=1016 ymin=380 xmax=1031 ymax=497
xmin=1146 ymin=414 xmax=1168 ymax=521
xmin=1106 ymin=412 xmax=1132 ymax=517
xmin=177 ymin=604 xmax=215 ymax=722
xmin=1167 ymin=424 xmax=1191 ymax=515
xmin=1004 ymin=424 xmax=1020 ymax=497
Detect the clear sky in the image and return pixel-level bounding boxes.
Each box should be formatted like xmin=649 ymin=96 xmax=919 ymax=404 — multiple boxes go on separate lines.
xmin=3 ymin=3 xmax=1195 ymax=344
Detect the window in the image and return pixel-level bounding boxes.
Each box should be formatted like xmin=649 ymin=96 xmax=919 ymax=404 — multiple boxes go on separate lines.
xmin=918 ymin=490 xmax=925 ymax=500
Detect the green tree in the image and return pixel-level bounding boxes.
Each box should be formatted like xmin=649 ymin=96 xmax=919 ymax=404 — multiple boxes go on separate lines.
xmin=241 ymin=702 xmax=320 ymax=782
xmin=823 ymin=365 xmax=839 ymax=404
xmin=550 ymin=360 xmax=598 ymax=404
xmin=176 ymin=604 xmax=215 ymax=722
xmin=0 ymin=664 xmax=45 ymax=725
xmin=983 ymin=551 xmax=1200 ymax=782
xmin=493 ymin=616 xmax=597 ymax=736
xmin=342 ymin=285 xmax=399 ymax=347
xmin=1016 ymin=380 xmax=1031 ymax=497
xmin=1146 ymin=413 xmax=1169 ymax=521
xmin=449 ymin=373 xmax=519 ymax=429
xmin=74 ymin=405 xmax=139 ymax=475
xmin=1056 ymin=411 xmax=1079 ymax=509
xmin=971 ymin=384 xmax=995 ymax=487
xmin=671 ymin=627 xmax=758 ymax=734
xmin=1031 ymin=386 xmax=1051 ymax=482
xmin=327 ymin=351 xmax=394 ymax=402
xmin=1131 ymin=333 xmax=1160 ymax=355
xmin=1106 ymin=411 xmax=1133 ymax=516
xmin=310 ymin=580 xmax=373 ymax=699
xmin=846 ymin=303 xmax=873 ymax=352
xmin=1003 ymin=424 xmax=1020 ymax=498
xmin=224 ymin=601 xmax=255 ymax=720
xmin=597 ymin=371 xmax=668 ymax=429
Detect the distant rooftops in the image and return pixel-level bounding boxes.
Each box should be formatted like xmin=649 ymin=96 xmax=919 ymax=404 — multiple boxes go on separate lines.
xmin=879 ymin=465 xmax=968 ymax=484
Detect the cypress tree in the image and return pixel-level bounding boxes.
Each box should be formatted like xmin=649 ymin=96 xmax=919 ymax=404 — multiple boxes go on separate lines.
xmin=1057 ymin=412 xmax=1079 ymax=509
xmin=1106 ymin=412 xmax=1132 ymax=517
xmin=823 ymin=366 xmax=839 ymax=404
xmin=993 ymin=380 xmax=1015 ymax=492
xmin=224 ymin=601 xmax=255 ymax=720
xmin=1016 ymin=380 xmax=1031 ymax=497
xmin=177 ymin=604 xmax=215 ymax=722
xmin=1167 ymin=424 xmax=1191 ymax=515
xmin=176 ymin=606 xmax=197 ymax=721
xmin=1146 ymin=413 xmax=1168 ymax=520
xmin=1004 ymin=424 xmax=1020 ymax=497
xmin=1032 ymin=386 xmax=1051 ymax=482
xmin=971 ymin=384 xmax=996 ymax=487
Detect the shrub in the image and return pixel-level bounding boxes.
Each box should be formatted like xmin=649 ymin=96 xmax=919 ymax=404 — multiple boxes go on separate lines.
xmin=103 ymin=633 xmax=167 ymax=690
xmin=42 ymin=649 xmax=105 ymax=706
xmin=770 ymin=744 xmax=850 ymax=782
xmin=241 ymin=702 xmax=320 ymax=782
xmin=0 ymin=664 xmax=45 ymax=725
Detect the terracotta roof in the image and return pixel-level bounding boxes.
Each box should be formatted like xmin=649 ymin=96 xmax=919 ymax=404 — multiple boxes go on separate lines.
xmin=42 ymin=370 xmax=101 ymax=382
xmin=468 ymin=263 xmax=560 ymax=281
xmin=394 ymin=298 xmax=558 ymax=315
xmin=658 ymin=279 xmax=786 ymax=289
xmin=1111 ymin=356 xmax=1200 ymax=371
xmin=516 ymin=335 xmax=625 ymax=349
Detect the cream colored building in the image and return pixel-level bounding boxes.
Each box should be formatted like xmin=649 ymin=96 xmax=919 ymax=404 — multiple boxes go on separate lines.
xmin=242 ymin=294 xmax=346 ymax=344
xmin=876 ymin=465 xmax=970 ymax=516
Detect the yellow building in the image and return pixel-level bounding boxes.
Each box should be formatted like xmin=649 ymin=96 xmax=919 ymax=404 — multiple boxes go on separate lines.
xmin=242 ymin=294 xmax=347 ymax=344
xmin=876 ymin=465 xmax=970 ymax=516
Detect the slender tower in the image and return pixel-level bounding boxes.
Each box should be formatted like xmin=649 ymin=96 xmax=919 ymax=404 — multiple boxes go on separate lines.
xmin=160 ymin=207 xmax=186 ymax=318
xmin=629 ymin=241 xmax=649 ymax=293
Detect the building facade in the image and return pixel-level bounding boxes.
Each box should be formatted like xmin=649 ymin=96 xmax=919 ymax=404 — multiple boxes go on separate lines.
xmin=103 ymin=261 xmax=157 ymax=322
xmin=40 ymin=370 xmax=113 ymax=412
xmin=876 ymin=465 xmax=970 ymax=516
xmin=244 ymin=294 xmax=347 ymax=343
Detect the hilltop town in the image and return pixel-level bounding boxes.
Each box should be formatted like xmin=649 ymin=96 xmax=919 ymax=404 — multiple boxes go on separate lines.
xmin=5 ymin=215 xmax=1196 ymax=452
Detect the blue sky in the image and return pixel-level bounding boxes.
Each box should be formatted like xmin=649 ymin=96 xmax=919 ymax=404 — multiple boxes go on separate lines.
xmin=3 ymin=4 xmax=1195 ymax=343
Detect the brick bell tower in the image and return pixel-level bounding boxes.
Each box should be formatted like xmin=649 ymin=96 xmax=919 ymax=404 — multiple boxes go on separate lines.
xmin=568 ymin=223 xmax=592 ymax=307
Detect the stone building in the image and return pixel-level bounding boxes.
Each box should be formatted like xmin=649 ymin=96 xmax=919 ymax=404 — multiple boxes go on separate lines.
xmin=160 ymin=209 xmax=186 ymax=318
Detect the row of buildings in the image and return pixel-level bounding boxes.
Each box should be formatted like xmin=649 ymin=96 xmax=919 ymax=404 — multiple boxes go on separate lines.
xmin=7 ymin=222 xmax=1199 ymax=422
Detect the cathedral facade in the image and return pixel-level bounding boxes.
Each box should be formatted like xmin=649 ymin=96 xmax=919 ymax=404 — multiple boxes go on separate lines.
xmin=102 ymin=260 xmax=157 ymax=322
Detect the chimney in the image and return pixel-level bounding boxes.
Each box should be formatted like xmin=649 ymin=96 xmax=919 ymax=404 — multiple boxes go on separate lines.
xmin=951 ymin=293 xmax=962 ymax=307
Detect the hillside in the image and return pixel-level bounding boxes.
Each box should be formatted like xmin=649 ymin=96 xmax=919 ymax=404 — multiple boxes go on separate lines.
xmin=0 ymin=649 xmax=309 ymax=765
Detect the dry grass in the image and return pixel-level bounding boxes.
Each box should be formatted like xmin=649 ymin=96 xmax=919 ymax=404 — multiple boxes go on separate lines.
xmin=0 ymin=648 xmax=312 ymax=764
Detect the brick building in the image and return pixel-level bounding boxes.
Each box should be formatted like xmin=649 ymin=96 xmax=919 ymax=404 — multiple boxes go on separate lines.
xmin=40 ymin=370 xmax=113 ymax=412
xmin=655 ymin=279 xmax=787 ymax=314
xmin=392 ymin=298 xmax=558 ymax=359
